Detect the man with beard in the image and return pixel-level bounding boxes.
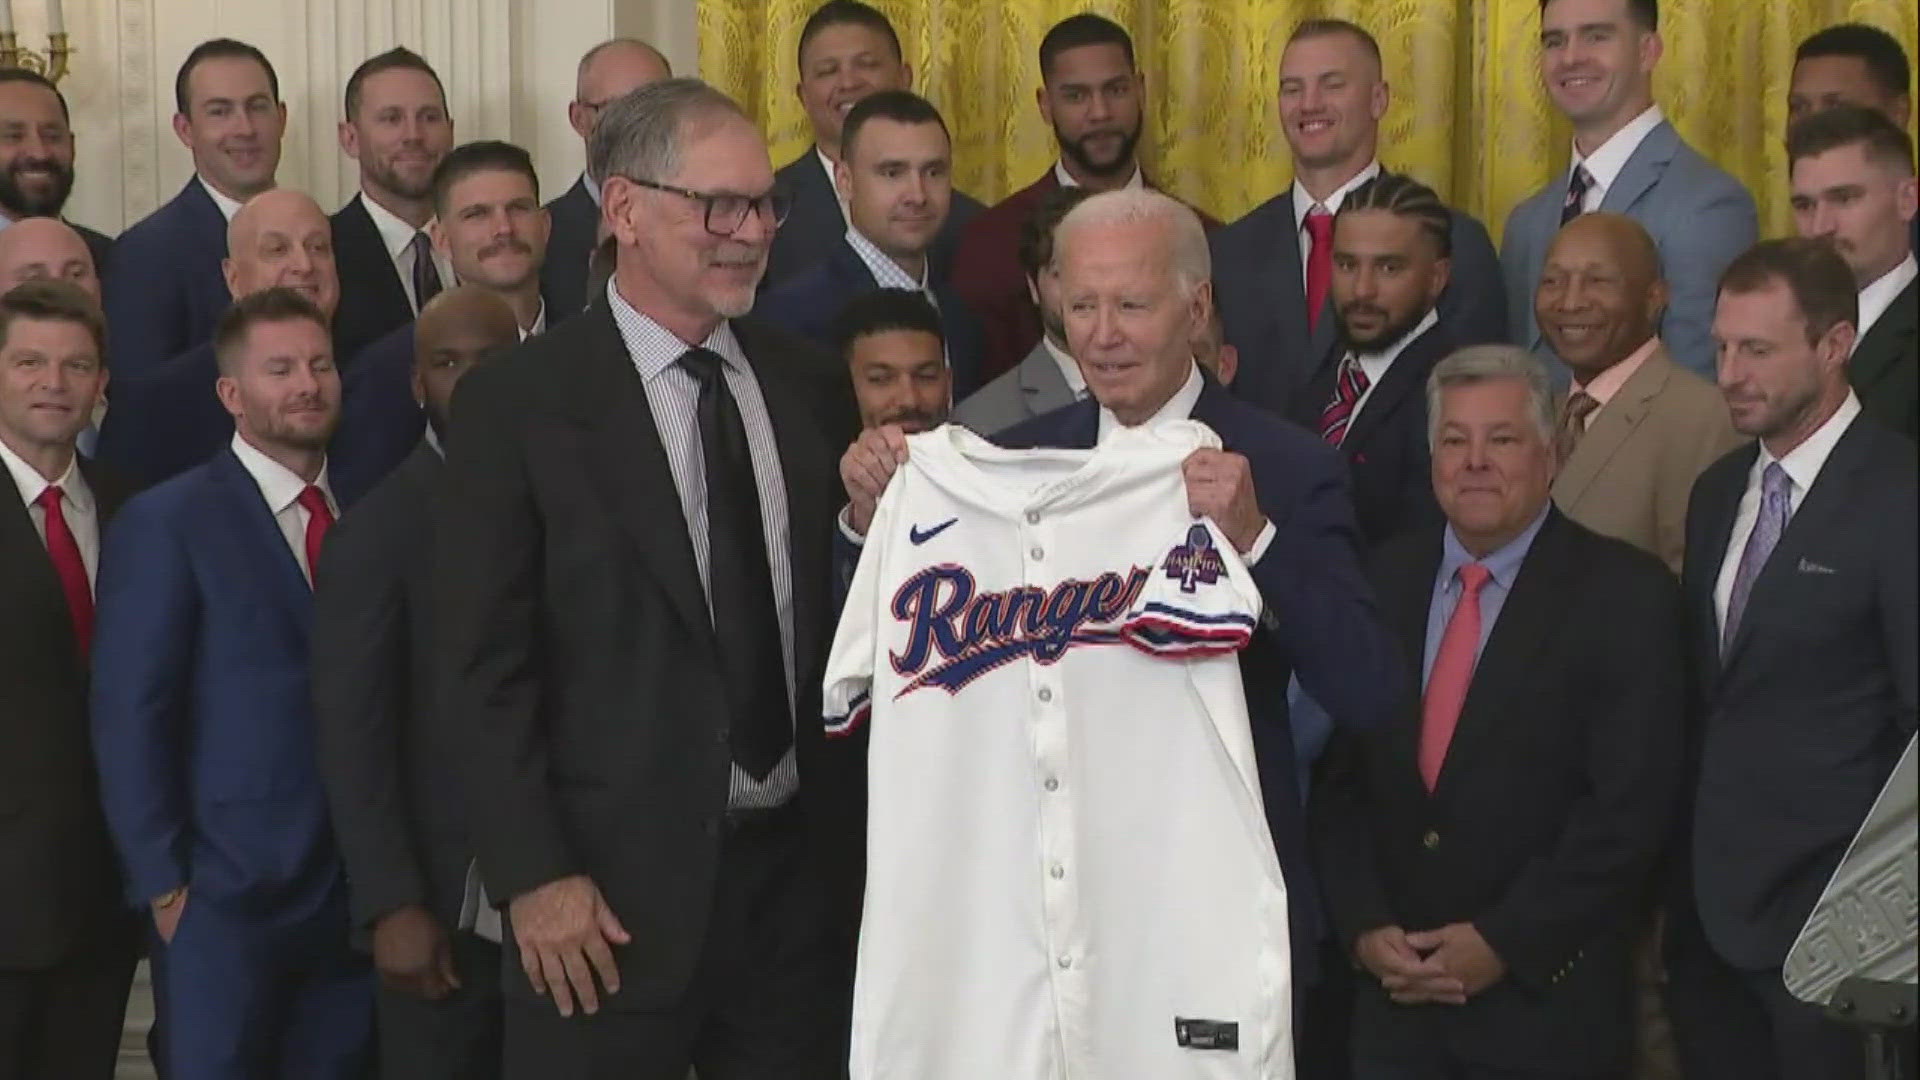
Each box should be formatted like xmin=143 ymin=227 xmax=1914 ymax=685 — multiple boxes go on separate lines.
xmin=0 ymin=70 xmax=113 ymax=275
xmin=333 ymin=140 xmax=552 ymax=495
xmin=1214 ymin=20 xmax=1504 ymax=420
xmin=836 ymin=288 xmax=949 ymax=433
xmin=95 ymin=189 xmax=344 ymax=491
xmin=950 ymin=12 xmax=1216 ymax=386
xmin=314 ymin=286 xmax=521 ymax=1080
xmin=332 ymin=48 xmax=457 ymax=362
xmin=106 ymin=39 xmax=287 ymax=381
xmin=93 ymin=286 xmax=374 ymax=1079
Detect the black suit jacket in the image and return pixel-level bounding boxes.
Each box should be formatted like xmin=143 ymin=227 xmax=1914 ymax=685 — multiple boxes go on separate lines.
xmin=332 ymin=193 xmax=416 ymax=364
xmin=0 ymin=458 xmax=135 ymax=968
xmin=762 ymin=145 xmax=983 ymax=291
xmin=435 ymin=305 xmax=860 ymax=1008
xmin=1314 ymin=508 xmax=1684 ymax=1074
xmin=753 ymin=236 xmax=986 ymax=397
xmin=1288 ymin=324 xmax=1452 ymax=548
xmin=73 ymin=221 xmax=114 ymax=280
xmin=314 ymin=441 xmax=472 ymax=931
xmin=1851 ymin=276 xmax=1917 ymax=440
xmin=540 ymin=175 xmax=599 ymax=322
xmin=1212 ymin=189 xmax=1504 ymax=418
xmin=1680 ymin=419 xmax=1918 ymax=971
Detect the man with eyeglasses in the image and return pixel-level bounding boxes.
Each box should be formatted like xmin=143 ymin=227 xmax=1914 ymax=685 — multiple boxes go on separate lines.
xmin=540 ymin=38 xmax=672 ymax=321
xmin=434 ymin=77 xmax=860 ymax=1078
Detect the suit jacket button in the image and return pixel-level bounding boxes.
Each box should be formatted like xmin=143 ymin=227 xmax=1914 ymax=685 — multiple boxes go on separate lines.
xmin=1422 ymin=830 xmax=1440 ymax=850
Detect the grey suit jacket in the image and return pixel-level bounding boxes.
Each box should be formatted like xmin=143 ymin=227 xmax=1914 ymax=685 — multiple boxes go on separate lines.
xmin=951 ymin=338 xmax=1076 ymax=436
xmin=1503 ymin=120 xmax=1757 ymax=380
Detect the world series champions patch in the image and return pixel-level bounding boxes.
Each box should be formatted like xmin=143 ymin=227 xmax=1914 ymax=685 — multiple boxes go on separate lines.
xmin=1162 ymin=524 xmax=1226 ymax=593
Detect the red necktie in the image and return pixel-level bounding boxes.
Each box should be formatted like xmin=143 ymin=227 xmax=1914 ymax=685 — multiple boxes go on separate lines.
xmin=1317 ymin=353 xmax=1372 ymax=446
xmin=1303 ymin=208 xmax=1334 ymax=334
xmin=297 ymin=485 xmax=335 ymax=585
xmin=37 ymin=485 xmax=93 ymax=655
xmin=1419 ymin=562 xmax=1492 ymax=791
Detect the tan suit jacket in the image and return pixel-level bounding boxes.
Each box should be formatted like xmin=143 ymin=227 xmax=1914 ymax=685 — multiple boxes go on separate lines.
xmin=1552 ymin=344 xmax=1741 ymax=574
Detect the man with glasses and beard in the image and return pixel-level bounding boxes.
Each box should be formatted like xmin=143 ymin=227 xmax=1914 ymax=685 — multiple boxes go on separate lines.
xmin=0 ymin=71 xmax=113 ymax=276
xmin=950 ymin=12 xmax=1216 ymax=387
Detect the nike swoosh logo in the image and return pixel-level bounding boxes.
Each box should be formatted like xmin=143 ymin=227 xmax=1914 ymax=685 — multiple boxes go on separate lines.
xmin=910 ymin=517 xmax=959 ymax=545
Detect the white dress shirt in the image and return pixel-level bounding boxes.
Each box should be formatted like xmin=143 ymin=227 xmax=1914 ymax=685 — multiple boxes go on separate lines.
xmin=198 ymin=176 xmax=244 ymax=222
xmin=1053 ymin=160 xmax=1145 ymax=190
xmin=1291 ymin=159 xmax=1382 ymax=283
xmin=1570 ymin=105 xmax=1665 ymax=213
xmin=1856 ymin=254 xmax=1918 ymax=344
xmin=582 ymin=171 xmax=603 ymax=208
xmin=1713 ymin=392 xmax=1860 ymax=633
xmin=1342 ymin=307 xmax=1438 ymax=430
xmin=359 ymin=192 xmax=456 ymax=314
xmin=1043 ymin=335 xmax=1087 ymax=398
xmin=1 ymin=438 xmax=98 ymax=587
xmin=228 ymin=432 xmax=339 ymax=586
xmin=519 ymin=299 xmax=548 ymax=341
xmin=818 ymin=147 xmax=851 ymax=226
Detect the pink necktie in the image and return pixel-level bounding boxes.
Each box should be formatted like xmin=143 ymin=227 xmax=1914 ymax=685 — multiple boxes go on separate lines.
xmin=1419 ymin=562 xmax=1492 ymax=791
xmin=37 ymin=485 xmax=93 ymax=654
xmin=1304 ymin=209 xmax=1334 ymax=334
xmin=297 ymin=485 xmax=334 ymax=585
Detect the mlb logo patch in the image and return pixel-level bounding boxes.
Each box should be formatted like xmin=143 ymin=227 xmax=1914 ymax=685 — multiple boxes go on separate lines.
xmin=1162 ymin=524 xmax=1226 ymax=593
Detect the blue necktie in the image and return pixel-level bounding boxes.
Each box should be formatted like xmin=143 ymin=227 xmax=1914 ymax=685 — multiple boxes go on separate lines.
xmin=1724 ymin=462 xmax=1791 ymax=651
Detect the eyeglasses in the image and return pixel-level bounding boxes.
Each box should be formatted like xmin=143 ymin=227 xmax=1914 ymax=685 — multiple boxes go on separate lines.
xmin=613 ymin=175 xmax=791 ymax=236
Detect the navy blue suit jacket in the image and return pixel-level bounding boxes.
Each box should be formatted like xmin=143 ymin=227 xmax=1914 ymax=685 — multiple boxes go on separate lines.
xmin=754 ymin=237 xmax=985 ymax=398
xmin=329 ymin=324 xmax=426 ymax=499
xmin=995 ymin=378 xmax=1407 ymax=981
xmin=91 ymin=448 xmax=347 ymax=924
xmin=104 ymin=178 xmax=232 ymax=380
xmin=94 ymin=341 xmax=228 ymax=488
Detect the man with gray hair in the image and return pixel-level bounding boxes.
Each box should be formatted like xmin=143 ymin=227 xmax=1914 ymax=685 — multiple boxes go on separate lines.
xmin=1314 ymin=343 xmax=1684 ymax=1079
xmin=839 ymin=187 xmax=1406 ymax=1061
xmin=434 ymin=77 xmax=859 ymax=1077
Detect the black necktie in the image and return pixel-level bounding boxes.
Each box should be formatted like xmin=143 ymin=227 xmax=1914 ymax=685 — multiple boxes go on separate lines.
xmin=1561 ymin=165 xmax=1593 ymax=226
xmin=410 ymin=231 xmax=443 ymax=310
xmin=680 ymin=347 xmax=790 ymax=779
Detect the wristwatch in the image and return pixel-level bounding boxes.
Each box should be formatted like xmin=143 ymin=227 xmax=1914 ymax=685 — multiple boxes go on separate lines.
xmin=151 ymin=887 xmax=185 ymax=909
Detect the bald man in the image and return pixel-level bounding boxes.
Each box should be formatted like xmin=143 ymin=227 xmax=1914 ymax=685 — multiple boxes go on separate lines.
xmin=95 ymin=189 xmax=348 ymax=490
xmin=1538 ymin=212 xmax=1739 ymax=574
xmin=540 ymin=38 xmax=671 ymax=318
xmin=0 ymin=216 xmax=101 ymax=297
xmin=315 ymin=286 xmax=518 ymax=1080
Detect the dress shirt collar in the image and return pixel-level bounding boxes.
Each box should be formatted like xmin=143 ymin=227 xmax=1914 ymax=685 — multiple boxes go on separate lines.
xmin=229 ymin=431 xmax=334 ymax=517
xmin=198 ymin=175 xmax=244 ymax=222
xmin=1571 ymin=104 xmax=1664 ymax=196
xmin=819 ymin=146 xmax=851 ymax=221
xmin=605 ymin=277 xmax=750 ymax=385
xmin=1053 ymin=159 xmax=1145 ymax=191
xmin=424 ymin=423 xmax=444 ymax=458
xmin=1439 ymin=502 xmax=1549 ymax=597
xmin=582 ymin=171 xmax=603 ymax=208
xmin=520 ymin=299 xmax=548 ymax=340
xmin=0 ymin=434 xmax=89 ymax=513
xmin=1856 ymin=254 xmax=1918 ymax=343
xmin=1753 ymin=391 xmax=1860 ymax=500
xmin=359 ymin=190 xmax=433 ymax=262
xmin=1097 ymin=361 xmax=1203 ymax=443
xmin=1292 ymin=159 xmax=1382 ymax=224
xmin=1571 ymin=334 xmax=1659 ymax=415
xmin=845 ymin=226 xmax=930 ymax=293
xmin=1352 ymin=307 xmax=1437 ymax=373
xmin=1041 ymin=334 xmax=1087 ymax=396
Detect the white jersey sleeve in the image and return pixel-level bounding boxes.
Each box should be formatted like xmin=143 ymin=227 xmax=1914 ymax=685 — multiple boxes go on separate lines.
xmin=822 ymin=476 xmax=904 ymax=740
xmin=1122 ymin=517 xmax=1263 ymax=658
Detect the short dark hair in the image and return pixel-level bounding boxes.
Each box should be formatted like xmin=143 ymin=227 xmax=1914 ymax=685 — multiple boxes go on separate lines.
xmin=1338 ymin=171 xmax=1454 ymax=258
xmin=1718 ymin=238 xmax=1859 ymax=344
xmin=834 ymin=288 xmax=945 ymax=361
xmin=1287 ymin=18 xmax=1382 ymax=65
xmin=1539 ymin=0 xmax=1658 ymax=32
xmin=431 ymin=140 xmax=540 ymax=218
xmin=344 ymin=46 xmax=446 ymax=121
xmin=1787 ymin=103 xmax=1916 ymax=175
xmin=1018 ymin=184 xmax=1097 ymax=280
xmin=797 ymin=1 xmax=903 ymax=72
xmin=1795 ymin=23 xmax=1911 ymax=98
xmin=0 ymin=279 xmax=105 ymax=359
xmin=1039 ymin=13 xmax=1135 ymax=81
xmin=175 ymin=39 xmax=280 ymax=116
xmin=0 ymin=68 xmax=70 ymax=122
xmin=212 ymin=287 xmax=329 ymax=376
xmin=840 ymin=90 xmax=948 ymax=163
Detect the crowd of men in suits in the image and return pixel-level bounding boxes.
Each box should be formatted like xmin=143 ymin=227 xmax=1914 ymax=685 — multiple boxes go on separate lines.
xmin=0 ymin=0 xmax=1913 ymax=1077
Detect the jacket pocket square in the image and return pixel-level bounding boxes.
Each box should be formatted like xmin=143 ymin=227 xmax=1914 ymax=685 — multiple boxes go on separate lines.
xmin=1797 ymin=558 xmax=1838 ymax=575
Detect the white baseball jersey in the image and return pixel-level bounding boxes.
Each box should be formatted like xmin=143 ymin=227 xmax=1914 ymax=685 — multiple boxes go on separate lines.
xmin=824 ymin=421 xmax=1293 ymax=1080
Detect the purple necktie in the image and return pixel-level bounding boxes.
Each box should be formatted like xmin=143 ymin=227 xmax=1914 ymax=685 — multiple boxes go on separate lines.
xmin=1723 ymin=462 xmax=1790 ymax=651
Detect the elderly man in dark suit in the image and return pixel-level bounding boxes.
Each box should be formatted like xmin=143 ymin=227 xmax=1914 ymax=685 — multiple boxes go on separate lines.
xmin=1666 ymin=238 xmax=1917 ymax=1080
xmin=1213 ymin=19 xmax=1503 ymax=420
xmin=0 ymin=70 xmax=114 ymax=272
xmin=104 ymin=39 xmax=286 ymax=380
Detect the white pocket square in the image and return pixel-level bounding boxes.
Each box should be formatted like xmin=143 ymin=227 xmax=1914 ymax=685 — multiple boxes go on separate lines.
xmin=1797 ymin=558 xmax=1838 ymax=575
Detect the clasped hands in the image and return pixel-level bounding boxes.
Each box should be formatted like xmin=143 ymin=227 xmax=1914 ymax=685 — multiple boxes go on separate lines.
xmin=1355 ymin=922 xmax=1506 ymax=1006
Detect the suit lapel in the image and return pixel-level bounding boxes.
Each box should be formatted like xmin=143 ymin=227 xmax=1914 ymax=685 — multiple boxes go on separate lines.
xmin=1342 ymin=328 xmax=1446 ymax=452
xmin=1017 ymin=342 xmax=1074 ymax=419
xmin=1598 ymin=121 xmax=1676 ymax=215
xmin=0 ymin=478 xmax=76 ymax=654
xmin=339 ymin=195 xmax=413 ymax=320
xmin=1850 ymin=278 xmax=1917 ymax=392
xmin=207 ymin=449 xmax=313 ymax=618
xmin=1553 ymin=346 xmax=1674 ymax=509
xmin=1690 ymin=446 xmax=1753 ymax=685
xmin=1385 ymin=533 xmax=1445 ymax=781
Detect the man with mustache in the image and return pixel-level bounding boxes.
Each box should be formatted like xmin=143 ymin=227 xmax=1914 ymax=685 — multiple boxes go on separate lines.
xmin=756 ymin=90 xmax=984 ymax=396
xmin=93 ymin=285 xmax=373 ymax=1080
xmin=333 ymin=140 xmax=553 ymax=495
xmin=836 ymin=288 xmax=949 ymax=433
xmin=1502 ymin=0 xmax=1756 ymax=380
xmin=105 ymin=39 xmax=287 ymax=381
xmin=0 ymin=70 xmax=113 ymax=277
xmin=96 ymin=189 xmax=345 ymax=491
xmin=332 ymin=47 xmax=457 ymax=362
xmin=950 ymin=12 xmax=1216 ymax=386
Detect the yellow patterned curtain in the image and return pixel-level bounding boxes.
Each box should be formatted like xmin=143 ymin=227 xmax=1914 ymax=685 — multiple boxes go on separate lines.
xmin=699 ymin=0 xmax=1917 ymax=242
